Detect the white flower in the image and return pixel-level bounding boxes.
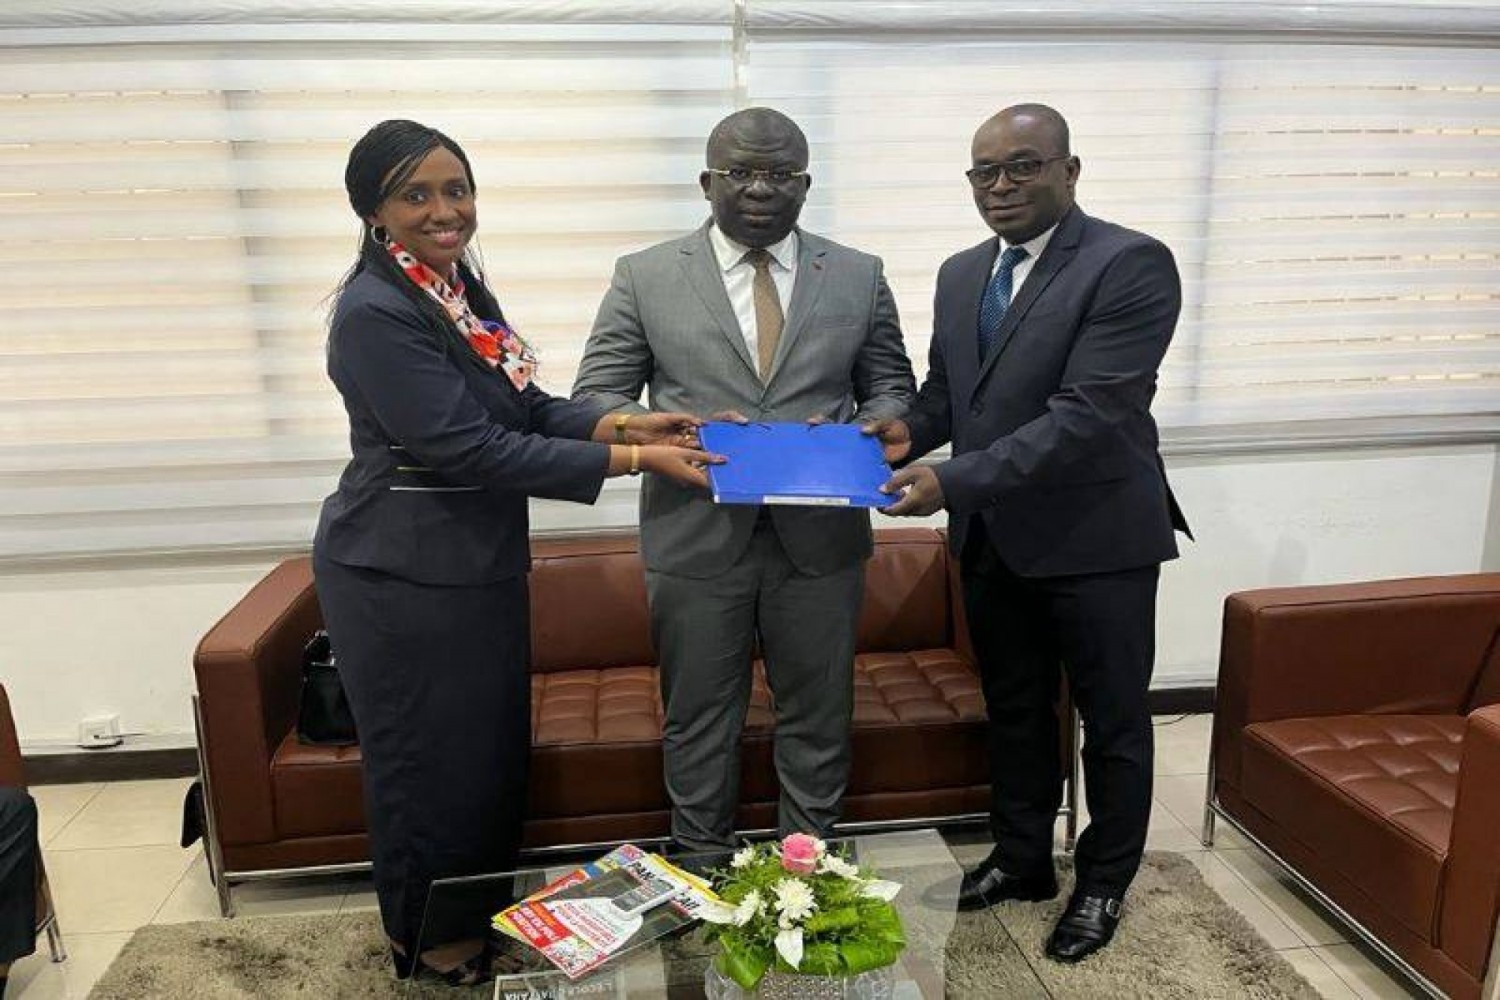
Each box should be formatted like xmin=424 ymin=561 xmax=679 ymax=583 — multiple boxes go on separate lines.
xmin=696 ymin=898 xmax=739 ymax=925
xmin=859 ymin=879 xmax=902 ymax=902
xmin=771 ymin=878 xmax=818 ymax=924
xmin=731 ymin=890 xmax=762 ymax=926
xmin=817 ymin=854 xmax=860 ymax=879
xmin=731 ymin=846 xmax=757 ymax=869
xmin=775 ymin=927 xmax=805 ymax=969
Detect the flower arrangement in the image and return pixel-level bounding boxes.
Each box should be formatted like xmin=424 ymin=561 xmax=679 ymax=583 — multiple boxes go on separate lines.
xmin=699 ymin=833 xmax=906 ymax=990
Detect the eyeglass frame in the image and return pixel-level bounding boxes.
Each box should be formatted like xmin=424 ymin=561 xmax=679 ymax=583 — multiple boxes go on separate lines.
xmin=965 ymin=155 xmax=1071 ymax=189
xmin=704 ymin=166 xmax=810 ymax=187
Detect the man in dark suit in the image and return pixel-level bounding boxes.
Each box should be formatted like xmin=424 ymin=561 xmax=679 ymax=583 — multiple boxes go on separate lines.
xmin=868 ymin=103 xmax=1189 ymax=962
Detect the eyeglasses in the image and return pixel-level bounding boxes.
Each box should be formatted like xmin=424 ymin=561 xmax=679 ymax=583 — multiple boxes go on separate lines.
xmin=965 ymin=155 xmax=1070 ymax=188
xmin=705 ymin=167 xmax=809 ymax=187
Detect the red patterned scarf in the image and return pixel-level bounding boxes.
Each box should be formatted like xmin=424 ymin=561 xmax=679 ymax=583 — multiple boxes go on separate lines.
xmin=385 ymin=241 xmax=537 ymax=391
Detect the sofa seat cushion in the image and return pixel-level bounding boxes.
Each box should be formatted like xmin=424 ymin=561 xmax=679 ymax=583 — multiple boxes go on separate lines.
xmin=270 ymin=736 xmax=366 ymax=839
xmin=848 ymin=650 xmax=988 ymax=794
xmin=1239 ymin=714 xmax=1463 ymax=941
xmin=529 ymin=664 xmax=774 ymax=819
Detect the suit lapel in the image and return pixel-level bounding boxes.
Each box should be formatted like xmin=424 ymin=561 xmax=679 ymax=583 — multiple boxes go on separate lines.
xmin=678 ymin=224 xmax=757 ymax=377
xmin=954 ymin=238 xmax=996 ymax=373
xmin=767 ymin=229 xmax=827 ymax=386
xmin=973 ymin=208 xmax=1084 ymax=391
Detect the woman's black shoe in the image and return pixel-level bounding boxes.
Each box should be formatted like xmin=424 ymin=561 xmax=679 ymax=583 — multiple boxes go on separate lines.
xmin=389 ymin=944 xmax=415 ymax=980
xmin=429 ymin=942 xmax=493 ymax=987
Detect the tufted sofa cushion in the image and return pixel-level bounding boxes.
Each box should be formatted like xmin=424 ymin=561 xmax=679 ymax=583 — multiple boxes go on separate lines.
xmin=1239 ymin=714 xmax=1464 ymax=940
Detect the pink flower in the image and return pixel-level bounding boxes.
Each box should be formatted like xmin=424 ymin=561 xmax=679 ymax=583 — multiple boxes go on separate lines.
xmin=780 ymin=833 xmax=823 ymax=875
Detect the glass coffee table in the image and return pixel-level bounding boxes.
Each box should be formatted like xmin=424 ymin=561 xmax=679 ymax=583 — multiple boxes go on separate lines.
xmin=407 ymin=828 xmax=1047 ymax=998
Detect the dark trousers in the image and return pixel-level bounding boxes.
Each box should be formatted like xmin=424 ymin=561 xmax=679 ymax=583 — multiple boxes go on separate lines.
xmin=313 ymin=556 xmax=531 ymax=955
xmin=0 ymin=787 xmax=38 ymax=966
xmin=961 ymin=522 xmax=1159 ymax=898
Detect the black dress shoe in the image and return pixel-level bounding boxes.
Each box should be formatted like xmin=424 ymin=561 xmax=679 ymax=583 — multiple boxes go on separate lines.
xmin=925 ymin=852 xmax=1058 ymax=911
xmin=663 ymin=839 xmax=733 ymax=879
xmin=1045 ymin=892 xmax=1123 ymax=963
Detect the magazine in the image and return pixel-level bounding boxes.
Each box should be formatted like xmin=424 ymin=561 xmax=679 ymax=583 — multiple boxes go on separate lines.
xmin=493 ymin=844 xmax=718 ymax=980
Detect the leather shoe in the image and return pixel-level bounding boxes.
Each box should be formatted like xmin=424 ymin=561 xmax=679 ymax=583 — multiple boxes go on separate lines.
xmin=1045 ymin=892 xmax=1123 ymax=963
xmin=925 ymin=852 xmax=1058 ymax=911
xmin=663 ymin=839 xmax=733 ymax=879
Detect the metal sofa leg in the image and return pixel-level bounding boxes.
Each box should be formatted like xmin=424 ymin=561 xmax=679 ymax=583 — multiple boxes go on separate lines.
xmin=37 ymin=856 xmax=65 ymax=962
xmin=44 ymin=913 xmax=65 ymax=963
xmin=1063 ymin=706 xmax=1082 ymax=853
xmin=1484 ymin=906 xmax=1500 ymax=1000
xmin=192 ymin=694 xmax=236 ymax=918
xmin=1200 ymin=741 xmax=1217 ymax=847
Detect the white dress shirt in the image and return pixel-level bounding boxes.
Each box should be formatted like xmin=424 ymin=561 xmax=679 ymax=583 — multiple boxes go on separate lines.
xmin=708 ymin=224 xmax=799 ymax=361
xmin=994 ymin=223 xmax=1057 ymax=303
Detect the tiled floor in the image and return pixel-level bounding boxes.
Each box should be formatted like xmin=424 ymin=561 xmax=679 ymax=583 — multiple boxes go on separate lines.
xmin=8 ymin=714 xmax=1427 ymax=998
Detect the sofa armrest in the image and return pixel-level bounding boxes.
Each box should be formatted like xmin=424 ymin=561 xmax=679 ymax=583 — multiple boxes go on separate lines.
xmin=1213 ymin=574 xmax=1500 ymax=795
xmin=193 ymin=556 xmax=321 ymax=847
xmin=0 ymin=685 xmax=23 ymax=789
xmin=1440 ymin=704 xmax=1500 ymax=981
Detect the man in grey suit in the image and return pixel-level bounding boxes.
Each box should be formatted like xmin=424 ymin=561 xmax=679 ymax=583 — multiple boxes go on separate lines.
xmin=573 ymin=108 xmax=916 ymax=852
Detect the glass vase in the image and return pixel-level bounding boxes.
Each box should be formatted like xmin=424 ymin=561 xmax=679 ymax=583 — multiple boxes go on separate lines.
xmin=703 ymin=962 xmax=896 ymax=1000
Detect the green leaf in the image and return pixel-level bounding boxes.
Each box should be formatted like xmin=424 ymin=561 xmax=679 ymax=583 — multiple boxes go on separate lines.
xmin=803 ymin=905 xmax=860 ymax=934
xmin=839 ymin=938 xmax=902 ymax=974
xmin=794 ymin=942 xmax=846 ymax=976
xmin=859 ymin=902 xmax=907 ymax=946
xmin=716 ymin=938 xmax=770 ymax=990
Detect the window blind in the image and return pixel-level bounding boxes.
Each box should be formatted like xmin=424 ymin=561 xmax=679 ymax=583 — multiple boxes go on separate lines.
xmin=0 ymin=15 xmax=735 ymax=559
xmin=743 ymin=29 xmax=1500 ymax=431
xmin=1 ymin=2 xmax=1495 ymax=560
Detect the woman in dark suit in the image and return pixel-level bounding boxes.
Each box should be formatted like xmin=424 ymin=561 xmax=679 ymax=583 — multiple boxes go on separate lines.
xmin=314 ymin=120 xmax=716 ymax=984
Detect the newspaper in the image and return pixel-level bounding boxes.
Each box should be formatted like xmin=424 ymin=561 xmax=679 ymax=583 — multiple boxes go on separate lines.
xmin=493 ymin=844 xmax=718 ymax=980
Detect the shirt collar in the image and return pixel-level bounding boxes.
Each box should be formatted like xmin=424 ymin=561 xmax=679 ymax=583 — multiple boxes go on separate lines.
xmin=709 ymin=224 xmax=799 ymax=274
xmin=999 ymin=223 xmax=1057 ymax=268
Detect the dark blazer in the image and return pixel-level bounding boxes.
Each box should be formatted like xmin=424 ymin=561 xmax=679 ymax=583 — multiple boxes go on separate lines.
xmin=906 ymin=206 xmax=1189 ymax=578
xmin=314 ymin=270 xmax=609 ymax=586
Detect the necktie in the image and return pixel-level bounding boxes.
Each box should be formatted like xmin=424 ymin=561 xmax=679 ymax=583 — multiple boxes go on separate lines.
xmin=745 ymin=248 xmax=784 ymax=380
xmin=977 ymin=245 xmax=1029 ymax=360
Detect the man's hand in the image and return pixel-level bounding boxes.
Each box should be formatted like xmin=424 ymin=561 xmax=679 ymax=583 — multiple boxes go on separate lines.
xmin=861 ymin=419 xmax=913 ymax=465
xmin=707 ymin=410 xmax=751 ymax=424
xmin=625 ymin=411 xmax=704 ymax=447
xmin=878 ymin=465 xmax=945 ymax=517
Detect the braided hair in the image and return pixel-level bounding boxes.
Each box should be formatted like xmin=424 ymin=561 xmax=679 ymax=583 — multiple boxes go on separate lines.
xmin=333 ymin=119 xmax=505 ymax=370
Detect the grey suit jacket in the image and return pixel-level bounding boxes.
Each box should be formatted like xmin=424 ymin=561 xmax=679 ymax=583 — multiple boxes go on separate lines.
xmin=573 ymin=223 xmax=915 ymax=578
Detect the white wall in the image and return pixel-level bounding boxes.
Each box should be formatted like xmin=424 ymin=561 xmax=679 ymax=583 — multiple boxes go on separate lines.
xmin=3 ymin=442 xmax=1495 ymax=750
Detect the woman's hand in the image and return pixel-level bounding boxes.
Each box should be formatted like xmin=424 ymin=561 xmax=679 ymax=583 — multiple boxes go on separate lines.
xmin=607 ymin=443 xmax=724 ymax=488
xmin=625 ymin=411 xmax=705 ymax=447
xmin=636 ymin=445 xmax=724 ymax=490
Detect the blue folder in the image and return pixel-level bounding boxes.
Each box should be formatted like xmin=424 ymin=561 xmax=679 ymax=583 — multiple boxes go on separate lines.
xmin=699 ymin=421 xmax=894 ymax=508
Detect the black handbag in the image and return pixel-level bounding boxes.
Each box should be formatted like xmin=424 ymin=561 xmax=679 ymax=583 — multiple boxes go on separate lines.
xmin=296 ymin=630 xmax=358 ymax=746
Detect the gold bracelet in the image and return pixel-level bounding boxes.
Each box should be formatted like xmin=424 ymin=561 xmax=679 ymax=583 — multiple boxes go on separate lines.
xmin=614 ymin=413 xmax=631 ymax=444
xmin=629 ymin=444 xmax=641 ymax=476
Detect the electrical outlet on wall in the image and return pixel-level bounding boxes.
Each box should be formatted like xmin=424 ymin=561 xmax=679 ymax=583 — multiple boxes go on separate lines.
xmin=78 ymin=714 xmax=123 ymax=749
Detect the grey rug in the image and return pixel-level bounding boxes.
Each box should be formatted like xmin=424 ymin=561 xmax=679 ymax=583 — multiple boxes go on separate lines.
xmin=89 ymin=852 xmax=1319 ymax=999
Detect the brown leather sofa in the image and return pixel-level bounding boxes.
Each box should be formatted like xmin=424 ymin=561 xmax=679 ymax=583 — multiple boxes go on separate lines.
xmin=193 ymin=527 xmax=1078 ymax=916
xmin=0 ymin=684 xmax=66 ymax=966
xmin=1205 ymin=574 xmax=1500 ymax=1000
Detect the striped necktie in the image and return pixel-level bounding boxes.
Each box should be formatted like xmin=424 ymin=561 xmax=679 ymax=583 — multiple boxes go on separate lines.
xmin=977 ymin=245 xmax=1029 ymax=360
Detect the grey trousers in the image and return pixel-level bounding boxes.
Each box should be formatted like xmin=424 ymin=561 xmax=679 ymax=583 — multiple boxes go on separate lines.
xmin=0 ymin=787 xmax=37 ymax=966
xmin=647 ymin=519 xmax=864 ymax=850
